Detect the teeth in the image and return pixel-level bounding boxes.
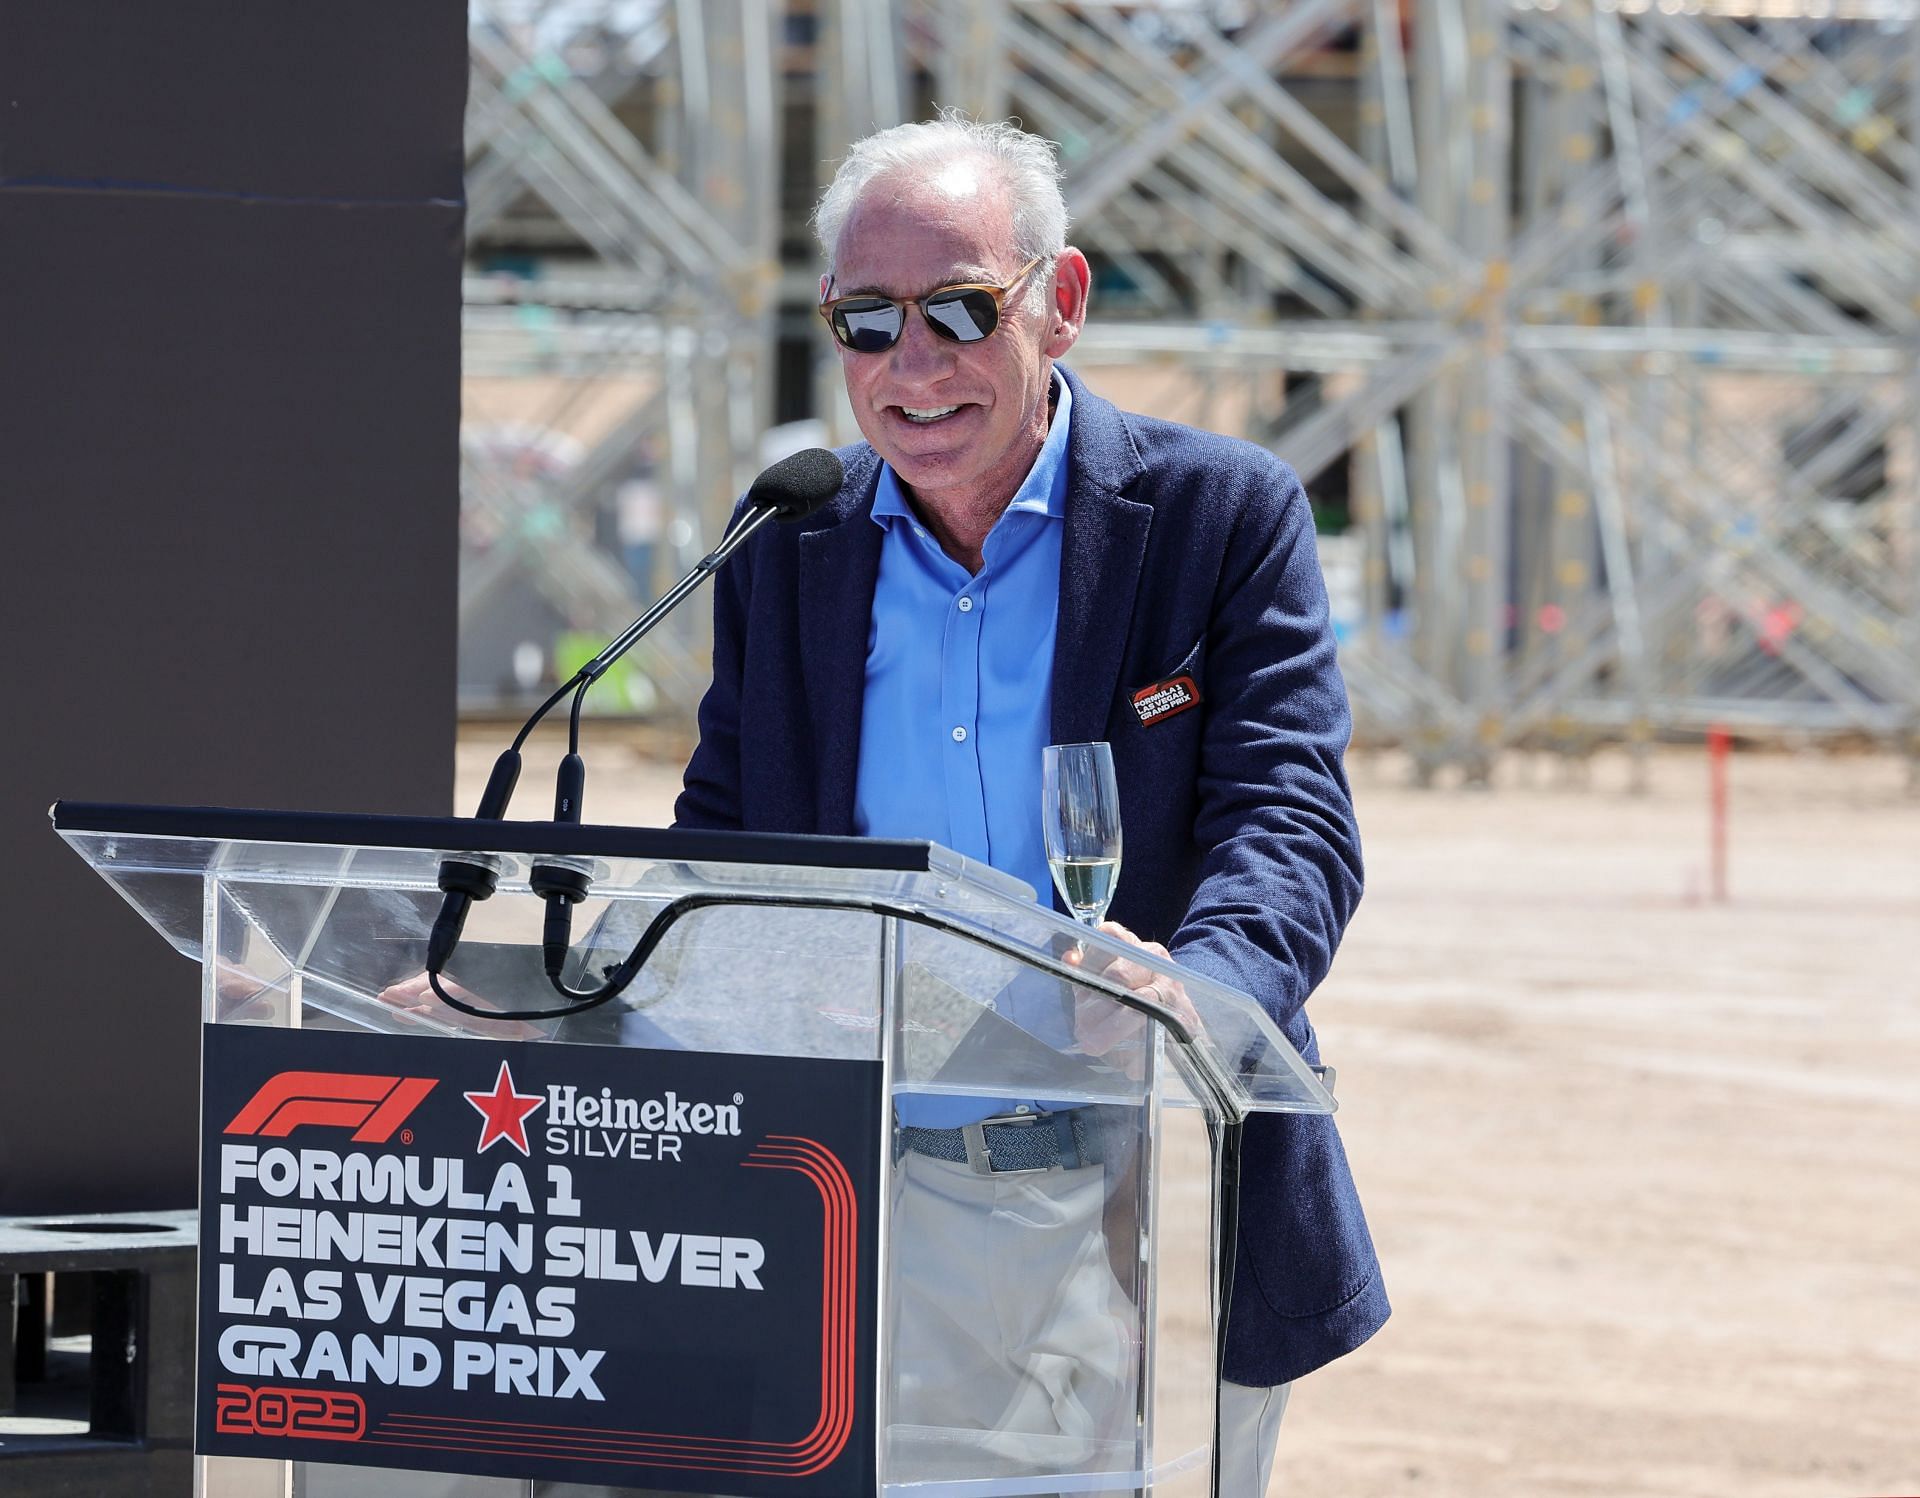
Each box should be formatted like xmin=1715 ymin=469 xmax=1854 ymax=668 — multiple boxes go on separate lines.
xmin=901 ymin=405 xmax=960 ymax=422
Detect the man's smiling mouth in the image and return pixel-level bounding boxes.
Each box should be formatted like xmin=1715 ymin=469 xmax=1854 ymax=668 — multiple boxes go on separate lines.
xmin=899 ymin=405 xmax=961 ymax=424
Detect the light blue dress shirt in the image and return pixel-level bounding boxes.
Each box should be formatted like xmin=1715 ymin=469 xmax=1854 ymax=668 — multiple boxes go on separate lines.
xmin=855 ymin=374 xmax=1073 ymax=1128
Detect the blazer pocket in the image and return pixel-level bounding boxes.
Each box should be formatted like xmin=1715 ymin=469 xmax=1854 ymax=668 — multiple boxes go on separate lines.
xmin=1125 ymin=634 xmax=1206 ymax=728
xmin=1159 ymin=632 xmax=1205 ymax=682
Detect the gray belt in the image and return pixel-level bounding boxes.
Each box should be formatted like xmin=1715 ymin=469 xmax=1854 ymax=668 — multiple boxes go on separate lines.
xmin=897 ymin=1108 xmax=1099 ymax=1175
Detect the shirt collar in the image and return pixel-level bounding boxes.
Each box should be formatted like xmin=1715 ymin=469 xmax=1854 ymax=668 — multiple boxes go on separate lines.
xmin=871 ymin=367 xmax=1074 ymax=530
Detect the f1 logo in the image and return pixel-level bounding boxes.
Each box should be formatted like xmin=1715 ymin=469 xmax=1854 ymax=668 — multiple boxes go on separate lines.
xmin=225 ymin=1071 xmax=437 ymax=1144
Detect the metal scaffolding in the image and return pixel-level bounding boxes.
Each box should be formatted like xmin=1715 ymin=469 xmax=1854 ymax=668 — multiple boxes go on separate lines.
xmin=463 ymin=0 xmax=1920 ymax=783
xmin=460 ymin=0 xmax=779 ymax=712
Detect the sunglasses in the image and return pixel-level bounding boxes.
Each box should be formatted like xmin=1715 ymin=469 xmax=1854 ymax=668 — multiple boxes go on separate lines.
xmin=819 ymin=256 xmax=1045 ymax=353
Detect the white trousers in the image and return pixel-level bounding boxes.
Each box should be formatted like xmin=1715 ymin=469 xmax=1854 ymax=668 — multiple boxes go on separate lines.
xmin=1218 ymin=1377 xmax=1292 ymax=1494
xmin=625 ymin=1147 xmax=1291 ymax=1498
xmin=890 ymin=1149 xmax=1136 ymax=1466
xmin=891 ymin=1149 xmax=1292 ymax=1493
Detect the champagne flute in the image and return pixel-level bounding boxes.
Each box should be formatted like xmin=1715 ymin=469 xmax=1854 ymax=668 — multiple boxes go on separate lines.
xmin=1042 ymin=742 xmax=1123 ymax=927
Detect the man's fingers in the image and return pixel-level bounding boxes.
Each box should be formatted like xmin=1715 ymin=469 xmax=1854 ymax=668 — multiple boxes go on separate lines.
xmin=1070 ymin=992 xmax=1152 ymax=1080
xmin=1063 ymin=922 xmax=1201 ymax=1041
xmin=375 ymin=972 xmax=435 ymax=1007
xmin=1162 ymin=987 xmax=1202 ymax=1032
xmin=1071 ymin=990 xmax=1148 ymax=1051
xmin=374 ymin=971 xmax=507 ymax=1021
xmin=1096 ymin=952 xmax=1168 ymax=993
xmin=1071 ymin=934 xmax=1186 ymax=1005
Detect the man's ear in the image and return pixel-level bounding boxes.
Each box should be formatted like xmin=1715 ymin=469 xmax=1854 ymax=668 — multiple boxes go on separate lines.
xmin=1043 ymin=247 xmax=1093 ymax=360
xmin=819 ymin=272 xmax=833 ymax=302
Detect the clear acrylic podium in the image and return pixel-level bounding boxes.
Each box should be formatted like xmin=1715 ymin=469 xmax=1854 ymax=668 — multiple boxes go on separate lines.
xmin=52 ymin=803 xmax=1333 ymax=1498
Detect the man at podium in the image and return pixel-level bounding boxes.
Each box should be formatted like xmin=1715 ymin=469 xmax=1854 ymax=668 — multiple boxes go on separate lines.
xmin=675 ymin=113 xmax=1388 ymax=1492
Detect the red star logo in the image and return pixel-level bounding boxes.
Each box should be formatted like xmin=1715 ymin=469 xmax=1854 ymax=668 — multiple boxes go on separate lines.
xmin=464 ymin=1061 xmax=545 ymax=1156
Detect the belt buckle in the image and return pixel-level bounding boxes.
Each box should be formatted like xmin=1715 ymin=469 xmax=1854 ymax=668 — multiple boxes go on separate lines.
xmin=961 ymin=1110 xmax=1049 ymax=1176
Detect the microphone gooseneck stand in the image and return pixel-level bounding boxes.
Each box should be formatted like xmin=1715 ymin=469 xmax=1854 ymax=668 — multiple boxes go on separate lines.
xmin=423 ymin=447 xmax=845 ymax=1017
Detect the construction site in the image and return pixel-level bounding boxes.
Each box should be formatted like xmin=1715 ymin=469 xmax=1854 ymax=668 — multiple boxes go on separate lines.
xmin=455 ymin=3 xmax=1919 ymax=1492
xmin=462 ymin=0 xmax=1918 ymax=775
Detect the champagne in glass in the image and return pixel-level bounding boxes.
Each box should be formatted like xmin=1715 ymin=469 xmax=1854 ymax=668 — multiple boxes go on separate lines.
xmin=1042 ymin=742 xmax=1122 ymax=926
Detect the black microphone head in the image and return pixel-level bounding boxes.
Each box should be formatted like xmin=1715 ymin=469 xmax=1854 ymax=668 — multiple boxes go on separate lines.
xmin=746 ymin=447 xmax=844 ymax=521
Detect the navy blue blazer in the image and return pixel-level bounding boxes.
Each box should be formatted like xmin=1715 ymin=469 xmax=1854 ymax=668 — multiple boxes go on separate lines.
xmin=677 ymin=365 xmax=1388 ymax=1387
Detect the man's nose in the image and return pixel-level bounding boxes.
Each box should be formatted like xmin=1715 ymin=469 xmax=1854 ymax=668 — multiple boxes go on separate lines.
xmin=886 ymin=306 xmax=957 ymax=378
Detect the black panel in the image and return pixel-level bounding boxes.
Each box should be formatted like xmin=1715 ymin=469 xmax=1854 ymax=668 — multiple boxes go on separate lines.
xmin=0 ymin=4 xmax=466 ymax=202
xmin=0 ymin=2 xmax=467 ymax=1216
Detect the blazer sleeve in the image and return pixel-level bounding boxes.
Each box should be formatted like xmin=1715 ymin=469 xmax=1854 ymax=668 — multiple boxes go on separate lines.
xmin=1167 ymin=456 xmax=1363 ymax=1034
xmin=673 ymin=504 xmax=751 ymax=831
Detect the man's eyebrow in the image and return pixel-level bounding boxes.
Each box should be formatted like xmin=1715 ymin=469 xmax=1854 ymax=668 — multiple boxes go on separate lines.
xmin=832 ymin=269 xmax=1001 ymax=299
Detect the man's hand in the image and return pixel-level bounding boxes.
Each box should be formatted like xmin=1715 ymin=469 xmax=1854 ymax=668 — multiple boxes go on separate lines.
xmin=373 ymin=971 xmax=549 ymax=1041
xmin=1064 ymin=920 xmax=1204 ymax=1072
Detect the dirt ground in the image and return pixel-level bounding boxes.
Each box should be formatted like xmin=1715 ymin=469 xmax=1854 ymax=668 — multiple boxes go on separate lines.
xmin=1290 ymin=746 xmax=1920 ymax=1498
xmin=458 ymin=733 xmax=1920 ymax=1497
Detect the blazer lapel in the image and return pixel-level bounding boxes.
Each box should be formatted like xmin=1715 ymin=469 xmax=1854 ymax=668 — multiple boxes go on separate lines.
xmin=1052 ymin=371 xmax=1152 ymax=746
xmin=798 ymin=481 xmax=883 ymax=836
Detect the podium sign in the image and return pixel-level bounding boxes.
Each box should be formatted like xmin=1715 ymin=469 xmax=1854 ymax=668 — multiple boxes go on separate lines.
xmin=53 ymin=803 xmax=1334 ymax=1497
xmin=199 ymin=1024 xmax=881 ymax=1493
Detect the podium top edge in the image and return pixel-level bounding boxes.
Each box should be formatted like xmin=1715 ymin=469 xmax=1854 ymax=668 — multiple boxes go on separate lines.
xmin=48 ymin=801 xmax=942 ymax=874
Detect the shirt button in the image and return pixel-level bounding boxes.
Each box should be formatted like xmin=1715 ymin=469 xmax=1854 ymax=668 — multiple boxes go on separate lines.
xmin=951 ymin=726 xmax=968 ymax=743
xmin=957 ymin=596 xmax=974 ymax=612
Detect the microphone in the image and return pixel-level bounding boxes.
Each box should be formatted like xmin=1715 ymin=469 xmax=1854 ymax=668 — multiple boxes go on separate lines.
xmin=529 ymin=446 xmax=844 ymax=978
xmin=742 ymin=445 xmax=845 ymax=519
xmin=426 ymin=748 xmax=519 ymax=974
xmin=427 ymin=449 xmax=845 ymax=993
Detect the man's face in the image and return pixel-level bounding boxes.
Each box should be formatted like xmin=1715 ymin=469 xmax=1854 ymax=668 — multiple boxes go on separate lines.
xmin=826 ymin=165 xmax=1086 ymax=515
